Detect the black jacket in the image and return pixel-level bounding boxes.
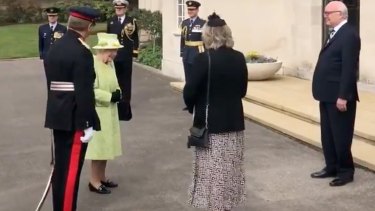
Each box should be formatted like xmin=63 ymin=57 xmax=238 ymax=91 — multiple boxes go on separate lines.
xmin=312 ymin=23 xmax=361 ymax=102
xmin=183 ymin=47 xmax=248 ymax=133
xmin=107 ymin=15 xmax=139 ymax=61
xmin=44 ymin=30 xmax=100 ymax=131
xmin=38 ymin=23 xmax=67 ymax=60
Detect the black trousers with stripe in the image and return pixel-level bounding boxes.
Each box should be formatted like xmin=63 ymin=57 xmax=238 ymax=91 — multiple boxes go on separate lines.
xmin=319 ymin=101 xmax=357 ymax=179
xmin=52 ymin=130 xmax=87 ymax=211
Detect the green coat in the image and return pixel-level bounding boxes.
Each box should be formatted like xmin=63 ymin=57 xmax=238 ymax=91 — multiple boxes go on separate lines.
xmin=86 ymin=56 xmax=122 ymax=160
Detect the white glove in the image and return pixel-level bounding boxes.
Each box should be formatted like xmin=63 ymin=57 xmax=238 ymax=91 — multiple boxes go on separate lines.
xmin=80 ymin=127 xmax=94 ymax=143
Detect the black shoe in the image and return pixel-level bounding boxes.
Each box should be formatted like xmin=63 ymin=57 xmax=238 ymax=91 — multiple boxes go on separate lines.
xmin=311 ymin=169 xmax=336 ymax=178
xmin=88 ymin=183 xmax=111 ymax=194
xmin=329 ymin=177 xmax=353 ymax=187
xmin=101 ymin=180 xmax=118 ymax=188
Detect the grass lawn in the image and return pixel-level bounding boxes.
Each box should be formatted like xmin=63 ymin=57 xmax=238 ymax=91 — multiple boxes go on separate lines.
xmin=0 ymin=23 xmax=106 ymax=59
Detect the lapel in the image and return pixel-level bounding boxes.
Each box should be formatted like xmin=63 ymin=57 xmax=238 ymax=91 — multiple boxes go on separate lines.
xmin=123 ymin=16 xmax=131 ymax=27
xmin=321 ymin=23 xmax=347 ymax=52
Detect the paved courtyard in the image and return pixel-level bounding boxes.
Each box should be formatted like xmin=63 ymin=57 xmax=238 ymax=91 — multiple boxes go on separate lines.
xmin=0 ymin=59 xmax=374 ymax=211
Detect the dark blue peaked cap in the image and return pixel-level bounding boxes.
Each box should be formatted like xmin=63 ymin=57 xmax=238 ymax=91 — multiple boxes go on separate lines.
xmin=186 ymin=0 xmax=201 ymax=8
xmin=69 ymin=6 xmax=101 ymax=22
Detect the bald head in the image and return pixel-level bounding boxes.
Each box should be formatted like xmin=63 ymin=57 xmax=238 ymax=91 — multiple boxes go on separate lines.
xmin=324 ymin=1 xmax=348 ymax=27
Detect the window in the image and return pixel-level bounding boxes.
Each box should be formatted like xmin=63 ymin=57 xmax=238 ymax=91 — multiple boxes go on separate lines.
xmin=177 ymin=0 xmax=185 ymax=27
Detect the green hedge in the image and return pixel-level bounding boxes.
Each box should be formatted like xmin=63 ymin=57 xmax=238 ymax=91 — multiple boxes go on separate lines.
xmin=138 ymin=44 xmax=162 ymax=69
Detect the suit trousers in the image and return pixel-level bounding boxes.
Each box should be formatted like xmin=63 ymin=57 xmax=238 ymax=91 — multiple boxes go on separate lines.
xmin=52 ymin=130 xmax=87 ymax=211
xmin=319 ymin=101 xmax=356 ymax=179
xmin=183 ymin=60 xmax=193 ymax=82
xmin=114 ymin=60 xmax=133 ymax=121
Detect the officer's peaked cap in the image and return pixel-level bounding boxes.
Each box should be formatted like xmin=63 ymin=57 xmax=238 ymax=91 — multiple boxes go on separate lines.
xmin=69 ymin=6 xmax=101 ymax=22
xmin=45 ymin=7 xmax=60 ymax=15
xmin=113 ymin=0 xmax=129 ymax=7
xmin=186 ymin=1 xmax=201 ymax=9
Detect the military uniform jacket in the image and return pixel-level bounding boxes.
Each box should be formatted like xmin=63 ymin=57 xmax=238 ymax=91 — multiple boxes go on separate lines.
xmin=44 ymin=30 xmax=100 ymax=131
xmin=180 ymin=17 xmax=206 ymax=64
xmin=107 ymin=16 xmax=139 ymax=62
xmin=38 ymin=23 xmax=67 ymax=60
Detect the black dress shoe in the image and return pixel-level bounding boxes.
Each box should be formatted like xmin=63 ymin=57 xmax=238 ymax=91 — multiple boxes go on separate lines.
xmin=329 ymin=177 xmax=353 ymax=187
xmin=101 ymin=180 xmax=118 ymax=188
xmin=88 ymin=183 xmax=111 ymax=194
xmin=311 ymin=169 xmax=336 ymax=178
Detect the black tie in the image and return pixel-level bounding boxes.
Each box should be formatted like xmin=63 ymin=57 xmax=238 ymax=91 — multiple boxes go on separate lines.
xmin=189 ymin=19 xmax=194 ymax=27
xmin=50 ymin=25 xmax=54 ymax=32
xmin=118 ymin=17 xmax=122 ymax=24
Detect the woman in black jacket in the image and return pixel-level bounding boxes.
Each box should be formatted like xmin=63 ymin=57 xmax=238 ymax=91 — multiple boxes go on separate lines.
xmin=183 ymin=13 xmax=248 ymax=211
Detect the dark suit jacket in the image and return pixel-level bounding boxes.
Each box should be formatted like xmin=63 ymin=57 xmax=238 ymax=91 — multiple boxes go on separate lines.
xmin=44 ymin=30 xmax=100 ymax=131
xmin=38 ymin=23 xmax=67 ymax=59
xmin=183 ymin=47 xmax=248 ymax=133
xmin=312 ymin=23 xmax=361 ymax=102
xmin=107 ymin=15 xmax=139 ymax=62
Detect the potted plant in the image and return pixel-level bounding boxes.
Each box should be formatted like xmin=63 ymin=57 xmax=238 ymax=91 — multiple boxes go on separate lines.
xmin=245 ymin=51 xmax=282 ymax=81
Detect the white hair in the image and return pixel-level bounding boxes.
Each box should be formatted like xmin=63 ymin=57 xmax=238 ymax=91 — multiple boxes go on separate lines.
xmin=202 ymin=24 xmax=234 ymax=50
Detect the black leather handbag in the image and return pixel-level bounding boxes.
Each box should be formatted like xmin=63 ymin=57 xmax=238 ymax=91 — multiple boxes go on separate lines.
xmin=187 ymin=51 xmax=211 ymax=149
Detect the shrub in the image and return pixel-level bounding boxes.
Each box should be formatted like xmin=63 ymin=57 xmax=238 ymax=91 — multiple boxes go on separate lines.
xmin=1 ymin=0 xmax=44 ymax=24
xmin=138 ymin=44 xmax=162 ymax=69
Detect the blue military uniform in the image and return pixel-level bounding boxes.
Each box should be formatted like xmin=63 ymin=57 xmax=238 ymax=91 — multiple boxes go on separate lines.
xmin=38 ymin=7 xmax=67 ymax=60
xmin=180 ymin=1 xmax=205 ymax=82
xmin=107 ymin=0 xmax=140 ymax=121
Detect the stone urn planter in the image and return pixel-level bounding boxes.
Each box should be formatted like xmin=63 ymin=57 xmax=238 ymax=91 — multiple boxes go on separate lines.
xmin=245 ymin=51 xmax=282 ymax=81
xmin=246 ymin=61 xmax=282 ymax=81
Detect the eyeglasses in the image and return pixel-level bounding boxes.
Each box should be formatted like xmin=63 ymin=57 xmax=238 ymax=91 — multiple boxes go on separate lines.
xmin=324 ymin=10 xmax=341 ymax=15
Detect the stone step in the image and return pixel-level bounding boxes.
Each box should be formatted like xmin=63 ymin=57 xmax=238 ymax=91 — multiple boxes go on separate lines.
xmin=170 ymin=81 xmax=375 ymax=171
xmin=245 ymin=76 xmax=375 ymax=142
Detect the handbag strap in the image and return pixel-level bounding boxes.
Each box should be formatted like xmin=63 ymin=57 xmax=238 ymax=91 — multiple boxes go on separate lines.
xmin=205 ymin=50 xmax=211 ymax=129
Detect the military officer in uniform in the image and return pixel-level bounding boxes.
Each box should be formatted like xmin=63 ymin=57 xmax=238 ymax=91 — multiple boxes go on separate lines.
xmin=38 ymin=7 xmax=67 ymax=60
xmin=180 ymin=0 xmax=205 ymax=82
xmin=107 ymin=0 xmax=139 ymax=121
xmin=43 ymin=6 xmax=101 ymax=211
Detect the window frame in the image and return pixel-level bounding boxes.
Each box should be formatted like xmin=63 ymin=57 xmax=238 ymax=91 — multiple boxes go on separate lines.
xmin=177 ymin=0 xmax=185 ymax=28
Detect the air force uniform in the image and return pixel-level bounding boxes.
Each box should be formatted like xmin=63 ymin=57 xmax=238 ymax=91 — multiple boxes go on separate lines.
xmin=180 ymin=1 xmax=205 ymax=82
xmin=38 ymin=7 xmax=67 ymax=60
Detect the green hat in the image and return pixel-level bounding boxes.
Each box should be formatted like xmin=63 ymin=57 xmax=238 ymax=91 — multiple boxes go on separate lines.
xmin=93 ymin=33 xmax=124 ymax=49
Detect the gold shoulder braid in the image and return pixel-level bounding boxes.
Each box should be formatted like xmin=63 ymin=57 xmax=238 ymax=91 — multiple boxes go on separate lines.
xmin=121 ymin=18 xmax=136 ymax=41
xmin=181 ymin=26 xmax=187 ymax=40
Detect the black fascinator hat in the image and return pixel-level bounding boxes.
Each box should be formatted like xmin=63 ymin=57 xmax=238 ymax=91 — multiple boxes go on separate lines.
xmin=207 ymin=12 xmax=226 ymax=27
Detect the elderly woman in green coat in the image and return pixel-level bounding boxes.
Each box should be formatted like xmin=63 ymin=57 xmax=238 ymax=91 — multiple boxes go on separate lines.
xmin=86 ymin=33 xmax=123 ymax=194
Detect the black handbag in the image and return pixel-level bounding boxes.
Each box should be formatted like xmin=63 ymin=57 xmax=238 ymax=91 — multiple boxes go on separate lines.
xmin=187 ymin=51 xmax=211 ymax=149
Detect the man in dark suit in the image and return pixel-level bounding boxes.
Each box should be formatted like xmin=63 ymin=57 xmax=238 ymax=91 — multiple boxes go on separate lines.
xmin=38 ymin=7 xmax=67 ymax=60
xmin=311 ymin=1 xmax=360 ymax=187
xmin=180 ymin=0 xmax=205 ymax=82
xmin=107 ymin=0 xmax=139 ymax=121
xmin=44 ymin=7 xmax=101 ymax=211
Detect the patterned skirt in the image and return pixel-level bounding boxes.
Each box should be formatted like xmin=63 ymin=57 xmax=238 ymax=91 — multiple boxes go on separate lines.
xmin=188 ymin=131 xmax=246 ymax=211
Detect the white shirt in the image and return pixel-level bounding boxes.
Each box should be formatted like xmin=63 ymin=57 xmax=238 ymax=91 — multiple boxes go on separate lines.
xmin=49 ymin=22 xmax=57 ymax=31
xmin=330 ymin=19 xmax=348 ymax=39
xmin=117 ymin=15 xmax=126 ymax=24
